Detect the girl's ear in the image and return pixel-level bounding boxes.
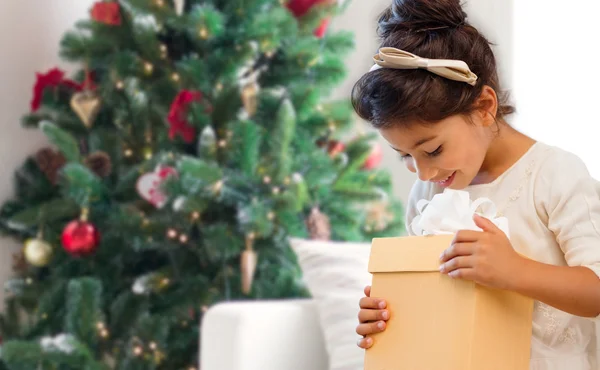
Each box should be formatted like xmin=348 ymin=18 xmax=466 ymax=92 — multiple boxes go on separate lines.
xmin=475 ymin=86 xmax=499 ymax=127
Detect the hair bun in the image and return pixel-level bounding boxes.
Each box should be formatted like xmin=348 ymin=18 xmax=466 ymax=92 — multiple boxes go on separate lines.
xmin=379 ymin=0 xmax=467 ymax=38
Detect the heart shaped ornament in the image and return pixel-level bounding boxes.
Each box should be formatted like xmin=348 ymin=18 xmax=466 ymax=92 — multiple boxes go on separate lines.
xmin=136 ymin=166 xmax=178 ymax=208
xmin=70 ymin=91 xmax=102 ymax=128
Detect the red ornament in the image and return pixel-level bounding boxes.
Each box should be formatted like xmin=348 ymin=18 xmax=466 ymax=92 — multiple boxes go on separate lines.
xmin=287 ymin=0 xmax=332 ymax=37
xmin=327 ymin=140 xmax=345 ymax=158
xmin=362 ymin=142 xmax=383 ymax=170
xmin=90 ymin=2 xmax=122 ymax=26
xmin=314 ymin=18 xmax=330 ymax=38
xmin=287 ymin=0 xmax=328 ymax=17
xmin=168 ymin=90 xmax=204 ymax=143
xmin=61 ymin=220 xmax=101 ymax=256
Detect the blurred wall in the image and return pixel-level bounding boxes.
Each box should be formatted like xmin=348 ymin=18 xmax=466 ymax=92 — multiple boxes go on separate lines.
xmin=0 ymin=0 xmax=96 ymax=309
xmin=513 ymin=1 xmax=600 ymax=178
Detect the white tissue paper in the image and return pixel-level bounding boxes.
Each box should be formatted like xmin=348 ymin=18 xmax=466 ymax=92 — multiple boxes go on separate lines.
xmin=411 ymin=189 xmax=510 ymax=238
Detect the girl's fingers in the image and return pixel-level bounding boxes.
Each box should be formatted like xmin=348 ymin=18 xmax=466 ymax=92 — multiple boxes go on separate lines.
xmin=364 ymin=285 xmax=371 ymax=297
xmin=357 ymin=336 xmax=374 ymax=349
xmin=440 ymin=242 xmax=476 ymax=263
xmin=453 ymin=230 xmax=482 ymax=243
xmin=356 ymin=321 xmax=386 ymax=337
xmin=359 ymin=297 xmax=386 ymax=309
xmin=358 ymin=308 xmax=389 ymax=323
xmin=448 ymin=268 xmax=476 ymax=281
xmin=439 ymin=256 xmax=475 ymax=274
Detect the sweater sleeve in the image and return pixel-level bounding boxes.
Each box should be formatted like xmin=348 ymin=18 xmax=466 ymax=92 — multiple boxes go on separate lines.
xmin=535 ymin=149 xmax=600 ymax=278
xmin=404 ymin=180 xmax=437 ymax=236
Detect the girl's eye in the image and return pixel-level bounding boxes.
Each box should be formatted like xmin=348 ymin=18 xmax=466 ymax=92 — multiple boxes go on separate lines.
xmin=426 ymin=145 xmax=443 ymax=157
xmin=399 ymin=153 xmax=411 ymax=159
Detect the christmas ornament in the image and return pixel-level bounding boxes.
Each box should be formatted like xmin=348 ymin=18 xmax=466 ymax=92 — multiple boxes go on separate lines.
xmin=142 ymin=146 xmax=154 ymax=160
xmin=326 ymin=140 xmax=345 ymax=158
xmin=61 ymin=209 xmax=101 ymax=257
xmin=84 ymin=151 xmax=112 ymax=178
xmin=70 ymin=91 xmax=102 ymax=129
xmin=91 ymin=1 xmax=122 ymax=26
xmin=168 ymin=90 xmax=203 ymax=143
xmin=136 ymin=166 xmax=178 ymax=208
xmin=173 ymin=0 xmax=185 ymax=15
xmin=314 ymin=18 xmax=330 ymax=38
xmin=241 ymin=235 xmax=258 ymax=295
xmin=241 ymin=82 xmax=259 ymax=116
xmin=305 ymin=206 xmax=331 ymax=241
xmin=23 ymin=238 xmax=53 ymax=267
xmin=30 ymin=68 xmax=82 ymax=112
xmin=287 ymin=0 xmax=329 ymax=17
xmin=12 ymin=251 xmax=28 ymax=274
xmin=286 ymin=0 xmax=333 ymax=37
xmin=362 ymin=142 xmax=383 ymax=170
xmin=35 ymin=147 xmax=67 ymax=184
xmin=198 ymin=125 xmax=217 ymax=160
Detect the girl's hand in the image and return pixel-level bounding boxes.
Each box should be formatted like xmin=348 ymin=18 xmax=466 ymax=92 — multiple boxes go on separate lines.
xmin=439 ymin=214 xmax=526 ymax=290
xmin=356 ymin=285 xmax=389 ymax=349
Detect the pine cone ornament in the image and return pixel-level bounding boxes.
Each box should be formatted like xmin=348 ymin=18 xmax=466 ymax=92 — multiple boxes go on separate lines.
xmin=35 ymin=147 xmax=67 ymax=184
xmin=12 ymin=251 xmax=28 ymax=274
xmin=305 ymin=207 xmax=331 ymax=241
xmin=84 ymin=151 xmax=112 ymax=177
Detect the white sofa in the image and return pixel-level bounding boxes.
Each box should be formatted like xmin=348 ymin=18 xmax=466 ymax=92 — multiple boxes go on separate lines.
xmin=200 ymin=299 xmax=329 ymax=370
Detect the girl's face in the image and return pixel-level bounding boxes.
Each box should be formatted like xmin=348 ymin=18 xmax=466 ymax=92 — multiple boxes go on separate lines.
xmin=380 ymin=115 xmax=493 ymax=189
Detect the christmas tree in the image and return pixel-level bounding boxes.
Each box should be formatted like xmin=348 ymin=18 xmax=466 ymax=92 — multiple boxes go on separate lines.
xmin=0 ymin=0 xmax=404 ymax=368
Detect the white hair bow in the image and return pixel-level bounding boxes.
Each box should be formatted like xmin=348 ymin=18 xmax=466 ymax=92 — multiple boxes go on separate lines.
xmin=370 ymin=47 xmax=478 ymax=86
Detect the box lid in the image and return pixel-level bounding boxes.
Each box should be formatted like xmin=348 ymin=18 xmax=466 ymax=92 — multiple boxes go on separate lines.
xmin=368 ymin=235 xmax=454 ymax=273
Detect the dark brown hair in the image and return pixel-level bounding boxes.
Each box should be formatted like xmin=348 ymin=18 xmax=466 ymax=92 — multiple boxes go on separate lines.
xmin=351 ymin=0 xmax=514 ymax=129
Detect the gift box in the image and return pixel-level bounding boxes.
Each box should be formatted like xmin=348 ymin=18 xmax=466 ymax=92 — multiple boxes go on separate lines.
xmin=364 ymin=190 xmax=534 ymax=370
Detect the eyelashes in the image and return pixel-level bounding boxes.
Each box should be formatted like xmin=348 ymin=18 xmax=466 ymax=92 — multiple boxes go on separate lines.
xmin=397 ymin=145 xmax=443 ymax=159
xmin=426 ymin=145 xmax=443 ymax=157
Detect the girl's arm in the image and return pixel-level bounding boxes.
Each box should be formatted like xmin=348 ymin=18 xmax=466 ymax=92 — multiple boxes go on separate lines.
xmin=440 ymin=150 xmax=600 ymax=318
xmin=528 ymin=150 xmax=600 ymax=317
xmin=515 ymin=260 xmax=600 ymax=318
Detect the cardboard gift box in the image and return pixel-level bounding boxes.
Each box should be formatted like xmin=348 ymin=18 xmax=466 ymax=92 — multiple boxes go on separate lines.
xmin=364 ymin=235 xmax=534 ymax=370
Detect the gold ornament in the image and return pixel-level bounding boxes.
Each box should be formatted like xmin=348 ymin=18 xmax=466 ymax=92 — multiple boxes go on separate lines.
xmin=199 ymin=27 xmax=209 ymax=39
xmin=305 ymin=207 xmax=331 ymax=241
xmin=241 ymin=235 xmax=258 ymax=295
xmin=212 ymin=180 xmax=224 ymax=195
xmin=144 ymin=62 xmax=154 ymax=75
xmin=23 ymin=238 xmax=53 ymax=267
xmin=142 ymin=146 xmax=153 ymax=160
xmin=171 ymin=73 xmax=180 ymax=82
xmin=70 ymin=91 xmax=101 ymax=128
xmin=241 ymin=82 xmax=259 ymax=116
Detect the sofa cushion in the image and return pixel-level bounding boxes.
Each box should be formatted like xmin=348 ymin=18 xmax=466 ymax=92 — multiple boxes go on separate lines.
xmin=290 ymin=238 xmax=372 ymax=370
